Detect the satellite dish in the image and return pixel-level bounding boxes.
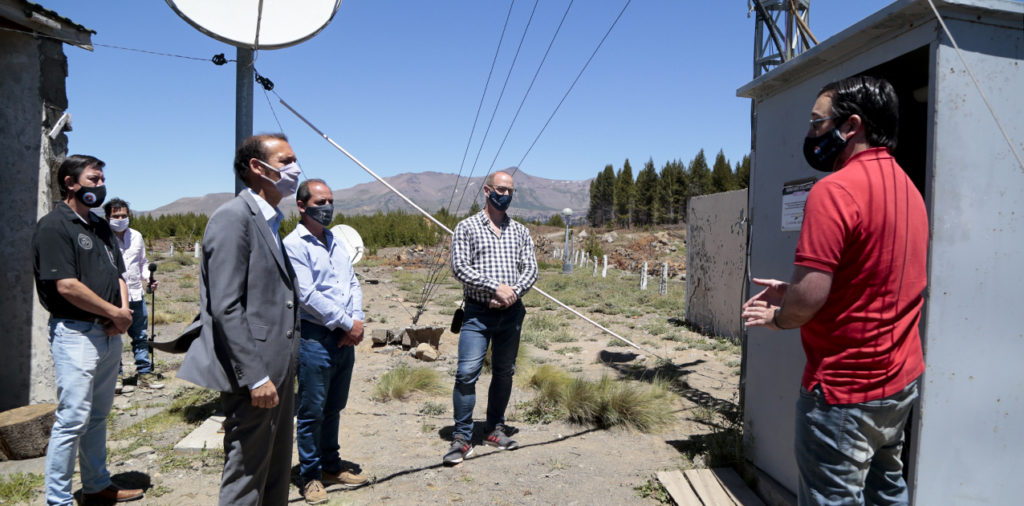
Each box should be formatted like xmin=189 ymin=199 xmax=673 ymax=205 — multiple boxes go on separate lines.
xmin=330 ymin=224 xmax=365 ymax=265
xmin=166 ymin=0 xmax=343 ymax=50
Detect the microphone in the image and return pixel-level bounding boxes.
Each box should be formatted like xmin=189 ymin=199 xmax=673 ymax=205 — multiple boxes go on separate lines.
xmin=148 ymin=263 xmax=157 ymax=290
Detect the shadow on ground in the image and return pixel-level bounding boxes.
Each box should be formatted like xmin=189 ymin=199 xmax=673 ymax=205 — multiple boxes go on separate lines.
xmin=75 ymin=471 xmax=151 ymax=505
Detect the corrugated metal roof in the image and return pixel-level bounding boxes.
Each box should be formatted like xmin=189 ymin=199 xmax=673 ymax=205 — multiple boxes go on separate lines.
xmin=16 ymin=0 xmax=94 ymax=34
xmin=0 ymin=0 xmax=95 ymax=49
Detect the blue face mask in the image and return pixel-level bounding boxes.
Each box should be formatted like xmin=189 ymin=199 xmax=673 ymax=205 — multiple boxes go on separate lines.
xmin=487 ymin=190 xmax=513 ymax=212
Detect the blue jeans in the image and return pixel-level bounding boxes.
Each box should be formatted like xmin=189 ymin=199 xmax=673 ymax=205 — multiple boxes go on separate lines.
xmin=795 ymin=379 xmax=919 ymax=506
xmin=119 ymin=299 xmax=152 ymax=375
xmin=452 ymin=301 xmax=526 ymax=440
xmin=45 ymin=319 xmax=121 ymax=505
xmin=295 ymin=320 xmax=355 ymax=482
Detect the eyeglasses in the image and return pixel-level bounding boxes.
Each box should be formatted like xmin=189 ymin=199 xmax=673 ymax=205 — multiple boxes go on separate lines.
xmin=488 ymin=185 xmax=515 ymax=195
xmin=809 ymin=115 xmax=839 ymax=127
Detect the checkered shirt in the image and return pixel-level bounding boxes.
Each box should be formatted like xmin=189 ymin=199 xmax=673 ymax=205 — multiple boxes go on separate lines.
xmin=450 ymin=211 xmax=538 ymax=305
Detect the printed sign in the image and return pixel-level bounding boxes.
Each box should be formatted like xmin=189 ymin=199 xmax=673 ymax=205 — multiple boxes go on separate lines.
xmin=781 ymin=178 xmax=816 ymax=232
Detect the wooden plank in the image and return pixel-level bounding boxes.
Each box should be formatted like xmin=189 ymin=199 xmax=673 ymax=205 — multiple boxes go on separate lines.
xmin=710 ymin=468 xmax=766 ymax=506
xmin=657 ymin=470 xmax=704 ymax=506
xmin=685 ymin=469 xmax=736 ymax=506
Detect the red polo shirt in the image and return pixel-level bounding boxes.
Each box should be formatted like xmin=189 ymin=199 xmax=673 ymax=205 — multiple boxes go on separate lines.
xmin=794 ymin=147 xmax=928 ymax=404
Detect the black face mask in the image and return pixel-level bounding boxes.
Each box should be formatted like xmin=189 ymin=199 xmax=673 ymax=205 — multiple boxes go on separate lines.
xmin=487 ymin=191 xmax=513 ymax=212
xmin=74 ymin=184 xmax=107 ymax=208
xmin=803 ymin=127 xmax=848 ymax=172
xmin=305 ymin=203 xmax=333 ymax=227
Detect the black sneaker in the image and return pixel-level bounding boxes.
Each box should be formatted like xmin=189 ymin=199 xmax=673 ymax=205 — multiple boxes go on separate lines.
xmin=484 ymin=424 xmax=519 ymax=450
xmin=443 ymin=436 xmax=473 ymax=465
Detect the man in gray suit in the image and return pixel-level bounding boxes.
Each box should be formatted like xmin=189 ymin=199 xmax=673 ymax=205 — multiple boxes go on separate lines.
xmin=178 ymin=133 xmax=303 ymax=505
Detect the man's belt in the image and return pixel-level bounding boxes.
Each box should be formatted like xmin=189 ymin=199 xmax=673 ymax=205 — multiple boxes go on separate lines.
xmin=51 ymin=314 xmax=105 ymax=325
xmin=465 ymin=299 xmax=523 ymax=311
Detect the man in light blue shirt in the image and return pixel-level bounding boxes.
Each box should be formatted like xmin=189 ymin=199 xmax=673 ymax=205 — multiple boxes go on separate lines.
xmin=283 ymin=179 xmax=369 ymax=504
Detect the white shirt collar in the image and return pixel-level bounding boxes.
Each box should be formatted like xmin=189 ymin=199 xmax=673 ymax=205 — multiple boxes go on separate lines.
xmin=246 ymin=188 xmax=281 ymax=222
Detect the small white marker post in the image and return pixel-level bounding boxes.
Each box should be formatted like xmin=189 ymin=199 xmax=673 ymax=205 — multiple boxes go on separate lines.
xmin=602 ymin=255 xmax=608 ymax=278
xmin=194 ymin=242 xmax=201 ymax=259
xmin=659 ymin=262 xmax=668 ymax=295
xmin=640 ymin=261 xmax=649 ymax=291
xmin=592 ymin=256 xmax=598 ymax=276
xmin=169 ymin=243 xmax=174 ymax=256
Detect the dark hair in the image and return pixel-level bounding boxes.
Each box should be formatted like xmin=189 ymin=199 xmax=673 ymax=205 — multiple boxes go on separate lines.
xmin=233 ymin=133 xmax=289 ymax=186
xmin=819 ymin=76 xmax=899 ymax=150
xmin=57 ymin=154 xmax=105 ymax=199
xmin=103 ymin=198 xmax=130 ymax=219
xmin=296 ymin=178 xmax=328 ymax=204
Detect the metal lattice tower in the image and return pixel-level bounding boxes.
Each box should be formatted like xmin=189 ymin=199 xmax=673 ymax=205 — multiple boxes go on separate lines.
xmin=751 ymin=0 xmax=817 ymax=78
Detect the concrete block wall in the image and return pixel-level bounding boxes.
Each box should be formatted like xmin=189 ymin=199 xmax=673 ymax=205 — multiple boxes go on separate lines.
xmin=684 ymin=189 xmax=748 ymax=340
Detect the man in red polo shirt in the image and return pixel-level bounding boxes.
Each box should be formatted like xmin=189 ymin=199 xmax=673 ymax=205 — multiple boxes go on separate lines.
xmin=742 ymin=75 xmax=927 ymax=505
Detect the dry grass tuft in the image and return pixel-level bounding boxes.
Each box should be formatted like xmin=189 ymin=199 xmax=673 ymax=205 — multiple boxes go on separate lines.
xmin=372 ymin=365 xmax=446 ymax=401
xmin=522 ymin=366 xmax=675 ymax=432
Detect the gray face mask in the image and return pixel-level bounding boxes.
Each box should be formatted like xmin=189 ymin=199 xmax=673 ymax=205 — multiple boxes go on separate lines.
xmin=257 ymin=160 xmax=302 ymax=196
xmin=304 ymin=203 xmax=333 ymax=227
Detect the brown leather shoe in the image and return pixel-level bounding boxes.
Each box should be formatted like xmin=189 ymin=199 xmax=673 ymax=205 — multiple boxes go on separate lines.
xmin=82 ymin=485 xmax=144 ymax=502
xmin=322 ymin=469 xmax=369 ymax=488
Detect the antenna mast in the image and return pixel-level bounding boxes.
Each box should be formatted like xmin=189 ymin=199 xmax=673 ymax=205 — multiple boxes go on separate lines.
xmin=751 ymin=0 xmax=817 ymax=78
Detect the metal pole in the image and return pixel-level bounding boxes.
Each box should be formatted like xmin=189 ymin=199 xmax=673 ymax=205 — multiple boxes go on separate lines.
xmin=235 ymin=47 xmax=254 ymax=195
xmin=148 ymin=266 xmax=157 ymax=368
xmin=562 ymin=219 xmax=573 ymax=274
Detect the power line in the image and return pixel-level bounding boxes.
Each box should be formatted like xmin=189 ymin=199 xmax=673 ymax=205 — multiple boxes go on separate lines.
xmin=453 ymin=0 xmax=542 ymax=216
xmin=446 ymin=0 xmax=517 ymax=214
xmin=465 ymin=0 xmax=633 ymax=212
xmin=485 ymin=0 xmax=576 ymax=177
xmin=510 ymin=0 xmax=632 ymax=178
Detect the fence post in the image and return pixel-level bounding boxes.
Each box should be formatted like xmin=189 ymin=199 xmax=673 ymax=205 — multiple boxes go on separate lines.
xmin=602 ymin=255 xmax=608 ymax=278
xmin=640 ymin=261 xmax=648 ymax=291
xmin=659 ymin=262 xmax=668 ymax=295
xmin=592 ymin=256 xmax=598 ymax=276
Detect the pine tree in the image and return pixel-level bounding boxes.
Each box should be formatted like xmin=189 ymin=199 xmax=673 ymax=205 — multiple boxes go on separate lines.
xmin=467 ymin=202 xmax=481 ymax=216
xmin=688 ymin=149 xmax=712 ymax=198
xmin=736 ymin=154 xmax=751 ymax=189
xmin=614 ymin=159 xmax=635 ymax=228
xmin=711 ymin=149 xmax=737 ymax=193
xmin=634 ymin=158 xmax=661 ymax=226
xmin=659 ymin=159 xmax=686 ymax=224
xmin=587 ymin=164 xmax=616 ymax=227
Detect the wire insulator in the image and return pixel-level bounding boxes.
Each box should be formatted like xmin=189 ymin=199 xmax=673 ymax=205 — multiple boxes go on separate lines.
xmin=254 ymin=71 xmax=274 ymax=91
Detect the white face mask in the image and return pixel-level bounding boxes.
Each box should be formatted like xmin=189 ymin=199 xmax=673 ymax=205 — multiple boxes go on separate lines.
xmin=109 ymin=218 xmax=129 ymax=232
xmin=257 ymin=160 xmax=303 ymax=197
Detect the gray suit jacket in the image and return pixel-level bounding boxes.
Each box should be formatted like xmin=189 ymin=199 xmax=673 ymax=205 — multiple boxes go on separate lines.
xmin=178 ymin=190 xmax=300 ymax=393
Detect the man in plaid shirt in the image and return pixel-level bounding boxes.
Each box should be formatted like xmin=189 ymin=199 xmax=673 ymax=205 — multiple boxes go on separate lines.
xmin=444 ymin=170 xmax=538 ymax=465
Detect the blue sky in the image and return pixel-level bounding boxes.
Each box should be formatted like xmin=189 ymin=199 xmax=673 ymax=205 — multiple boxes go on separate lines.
xmin=41 ymin=0 xmax=895 ymax=211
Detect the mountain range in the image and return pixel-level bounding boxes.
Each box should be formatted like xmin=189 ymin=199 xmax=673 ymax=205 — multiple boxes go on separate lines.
xmin=145 ymin=170 xmax=592 ymax=220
